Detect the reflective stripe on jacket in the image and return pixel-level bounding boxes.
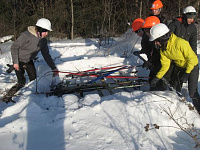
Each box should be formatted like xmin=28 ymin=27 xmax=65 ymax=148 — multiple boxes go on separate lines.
xmin=156 ymin=33 xmax=198 ymax=79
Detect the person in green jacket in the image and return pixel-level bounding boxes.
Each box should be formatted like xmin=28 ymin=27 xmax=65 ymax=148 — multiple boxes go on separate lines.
xmin=149 ymin=23 xmax=200 ymax=113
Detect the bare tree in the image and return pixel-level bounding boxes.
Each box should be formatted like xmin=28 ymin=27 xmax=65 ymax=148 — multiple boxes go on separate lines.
xmin=0 ymin=0 xmax=199 ymax=38
xmin=71 ymin=0 xmax=74 ymax=40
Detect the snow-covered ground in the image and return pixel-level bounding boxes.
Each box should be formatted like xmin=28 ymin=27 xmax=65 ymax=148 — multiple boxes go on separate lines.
xmin=0 ymin=30 xmax=200 ymax=150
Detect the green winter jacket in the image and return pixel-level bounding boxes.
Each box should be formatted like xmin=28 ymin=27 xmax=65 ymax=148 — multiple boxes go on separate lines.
xmin=156 ymin=33 xmax=198 ymax=79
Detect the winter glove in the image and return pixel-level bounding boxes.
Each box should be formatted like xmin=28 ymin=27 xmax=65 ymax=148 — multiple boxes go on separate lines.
xmin=181 ymin=73 xmax=190 ymax=83
xmin=53 ymin=68 xmax=59 ymax=77
xmin=150 ymin=77 xmax=160 ymax=87
xmin=133 ymin=51 xmax=141 ymax=56
xmin=142 ymin=61 xmax=153 ymax=69
xmin=6 ymin=64 xmax=14 ymax=74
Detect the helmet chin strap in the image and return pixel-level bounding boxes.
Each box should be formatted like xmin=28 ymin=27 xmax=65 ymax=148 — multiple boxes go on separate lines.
xmin=36 ymin=26 xmax=48 ymax=38
xmin=36 ymin=31 xmax=40 ymax=38
xmin=36 ymin=31 xmax=42 ymax=38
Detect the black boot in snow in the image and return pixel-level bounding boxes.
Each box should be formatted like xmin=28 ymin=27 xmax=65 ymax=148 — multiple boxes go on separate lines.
xmin=192 ymin=97 xmax=200 ymax=115
xmin=2 ymin=84 xmax=22 ymax=103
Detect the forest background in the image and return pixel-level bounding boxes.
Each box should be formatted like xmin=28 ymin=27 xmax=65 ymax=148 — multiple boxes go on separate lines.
xmin=0 ymin=0 xmax=199 ymax=40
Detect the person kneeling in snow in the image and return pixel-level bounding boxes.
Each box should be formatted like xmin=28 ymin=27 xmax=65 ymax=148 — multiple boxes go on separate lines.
xmin=11 ymin=18 xmax=58 ymax=89
xmin=149 ymin=23 xmax=200 ymax=113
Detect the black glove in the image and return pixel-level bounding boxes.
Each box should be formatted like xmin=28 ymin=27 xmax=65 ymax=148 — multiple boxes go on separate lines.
xmin=181 ymin=73 xmax=190 ymax=83
xmin=142 ymin=61 xmax=152 ymax=69
xmin=133 ymin=51 xmax=141 ymax=56
xmin=6 ymin=64 xmax=14 ymax=74
xmin=150 ymin=77 xmax=160 ymax=87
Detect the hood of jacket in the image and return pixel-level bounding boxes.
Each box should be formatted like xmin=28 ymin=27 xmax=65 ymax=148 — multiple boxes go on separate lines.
xmin=27 ymin=26 xmax=38 ymax=37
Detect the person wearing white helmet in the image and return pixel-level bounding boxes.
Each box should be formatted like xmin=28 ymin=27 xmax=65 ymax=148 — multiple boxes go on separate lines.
xmin=149 ymin=23 xmax=200 ymax=114
xmin=183 ymin=6 xmax=197 ymax=19
xmin=36 ymin=18 xmax=53 ymax=32
xmin=168 ymin=6 xmax=197 ymax=53
xmin=3 ymin=18 xmax=58 ymax=102
xmin=168 ymin=6 xmax=199 ymax=103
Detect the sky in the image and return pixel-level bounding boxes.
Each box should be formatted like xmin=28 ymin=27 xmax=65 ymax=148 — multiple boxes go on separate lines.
xmin=0 ymin=29 xmax=200 ymax=150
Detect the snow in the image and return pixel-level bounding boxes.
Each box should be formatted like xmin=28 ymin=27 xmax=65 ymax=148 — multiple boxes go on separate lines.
xmin=0 ymin=35 xmax=13 ymax=43
xmin=0 ymin=31 xmax=200 ymax=150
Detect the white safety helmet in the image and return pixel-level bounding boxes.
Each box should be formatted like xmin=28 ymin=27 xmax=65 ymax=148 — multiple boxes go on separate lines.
xmin=183 ymin=6 xmax=197 ymax=19
xmin=36 ymin=18 xmax=53 ymax=31
xmin=183 ymin=6 xmax=196 ymax=14
xmin=149 ymin=23 xmax=169 ymax=41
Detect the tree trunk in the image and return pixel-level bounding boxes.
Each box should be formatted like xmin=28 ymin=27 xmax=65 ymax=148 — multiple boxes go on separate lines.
xmin=140 ymin=0 xmax=142 ymax=18
xmin=194 ymin=0 xmax=200 ymax=19
xmin=71 ymin=0 xmax=74 ymax=40
xmin=178 ymin=0 xmax=181 ymax=16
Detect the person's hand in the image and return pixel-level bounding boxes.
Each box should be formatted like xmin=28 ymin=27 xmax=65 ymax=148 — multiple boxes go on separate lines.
xmin=150 ymin=77 xmax=159 ymax=87
xmin=53 ymin=68 xmax=59 ymax=77
xmin=13 ymin=64 xmax=20 ymax=71
xmin=182 ymin=73 xmax=190 ymax=83
xmin=133 ymin=51 xmax=141 ymax=56
xmin=142 ymin=61 xmax=152 ymax=69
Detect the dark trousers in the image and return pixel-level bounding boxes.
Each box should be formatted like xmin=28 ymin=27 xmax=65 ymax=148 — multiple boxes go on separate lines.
xmin=149 ymin=62 xmax=174 ymax=91
xmin=171 ymin=64 xmax=199 ymax=98
xmin=170 ymin=66 xmax=185 ymax=93
xmin=171 ymin=64 xmax=200 ymax=113
xmin=163 ymin=62 xmax=175 ymax=85
xmin=188 ymin=65 xmax=199 ymax=99
xmin=15 ymin=60 xmax=36 ymax=88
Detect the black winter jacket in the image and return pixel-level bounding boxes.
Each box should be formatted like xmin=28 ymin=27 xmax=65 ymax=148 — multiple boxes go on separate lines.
xmin=149 ymin=13 xmax=168 ymax=25
xmin=141 ymin=33 xmax=161 ymax=71
xmin=168 ymin=16 xmax=197 ymax=54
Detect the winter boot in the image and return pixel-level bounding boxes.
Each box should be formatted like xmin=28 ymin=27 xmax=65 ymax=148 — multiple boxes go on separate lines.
xmin=192 ymin=96 xmax=200 ymax=115
xmin=2 ymin=84 xmax=22 ymax=103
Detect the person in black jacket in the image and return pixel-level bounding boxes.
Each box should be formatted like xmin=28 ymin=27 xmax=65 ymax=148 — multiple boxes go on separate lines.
xmin=168 ymin=6 xmax=200 ymax=111
xmin=132 ymin=18 xmax=144 ymax=37
xmin=150 ymin=0 xmax=168 ymax=25
xmin=168 ymin=6 xmax=197 ymax=54
xmin=139 ymin=16 xmax=167 ymax=91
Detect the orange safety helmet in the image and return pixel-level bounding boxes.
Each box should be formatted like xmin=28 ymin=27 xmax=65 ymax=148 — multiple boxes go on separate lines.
xmin=142 ymin=16 xmax=160 ymax=28
xmin=151 ymin=0 xmax=163 ymax=9
xmin=132 ymin=18 xmax=144 ymax=32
